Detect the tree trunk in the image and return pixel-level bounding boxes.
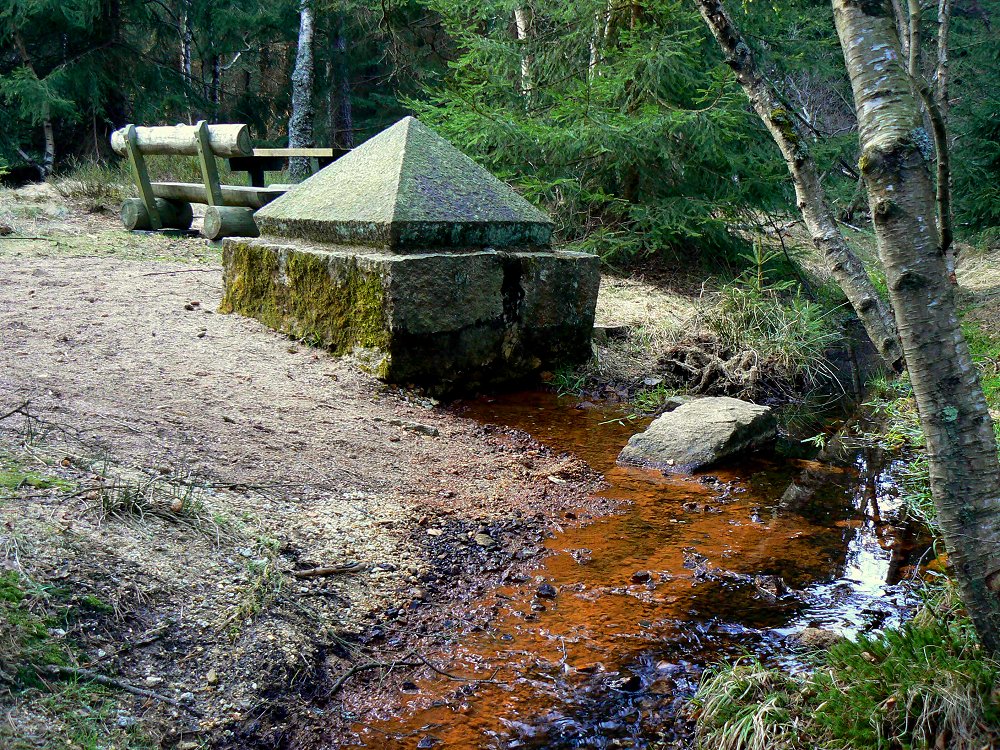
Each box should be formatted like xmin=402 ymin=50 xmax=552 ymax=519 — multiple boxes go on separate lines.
xmin=694 ymin=0 xmax=903 ymax=371
xmin=288 ymin=0 xmax=316 ymax=180
xmin=832 ymin=0 xmax=1000 ymax=653
xmin=12 ymin=33 xmax=55 ymax=177
xmin=907 ymin=0 xmax=922 ymax=77
xmin=210 ymin=55 xmax=221 ymax=116
xmin=891 ymin=0 xmax=910 ymax=61
xmin=329 ymin=13 xmax=353 ymax=150
xmin=514 ymin=6 xmax=534 ymax=100
xmin=180 ymin=0 xmax=193 ymax=82
xmin=936 ymin=0 xmax=955 ymax=275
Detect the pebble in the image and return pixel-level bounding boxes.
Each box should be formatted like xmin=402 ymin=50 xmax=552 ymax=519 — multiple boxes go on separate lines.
xmin=473 ymin=533 xmax=496 ymax=548
xmin=536 ymin=583 xmax=557 ymax=599
xmin=206 ymin=669 xmax=219 ymax=685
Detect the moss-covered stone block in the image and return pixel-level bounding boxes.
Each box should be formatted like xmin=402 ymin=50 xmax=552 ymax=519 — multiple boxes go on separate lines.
xmin=223 ymin=117 xmax=599 ymax=392
xmin=221 ymin=239 xmax=390 ymax=353
xmin=221 ymin=240 xmax=600 ymax=392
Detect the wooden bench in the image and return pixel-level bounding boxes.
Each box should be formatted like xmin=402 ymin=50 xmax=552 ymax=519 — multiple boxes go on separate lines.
xmin=111 ymin=122 xmax=289 ymax=240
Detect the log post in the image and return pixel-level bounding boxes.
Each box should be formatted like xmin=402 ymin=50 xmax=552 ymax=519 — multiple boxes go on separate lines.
xmin=203 ymin=206 xmax=259 ymax=240
xmin=194 ymin=120 xmax=224 ymax=206
xmin=121 ymin=198 xmax=193 ymax=231
xmin=122 ymin=125 xmax=161 ymax=230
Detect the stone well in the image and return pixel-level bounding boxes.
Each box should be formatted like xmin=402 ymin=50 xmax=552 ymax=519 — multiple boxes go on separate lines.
xmin=220 ymin=117 xmax=600 ymax=391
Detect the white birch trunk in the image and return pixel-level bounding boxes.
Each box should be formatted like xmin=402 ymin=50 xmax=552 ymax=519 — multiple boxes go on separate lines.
xmin=694 ymin=0 xmax=903 ymax=371
xmin=289 ymin=0 xmax=316 ymax=180
xmin=833 ymin=0 xmax=1000 ymax=653
xmin=514 ymin=6 xmax=533 ymax=100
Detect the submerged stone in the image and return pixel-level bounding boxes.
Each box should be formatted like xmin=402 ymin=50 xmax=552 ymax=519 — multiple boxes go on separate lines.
xmin=255 ymin=117 xmax=553 ymax=250
xmin=617 ymin=397 xmax=776 ymax=473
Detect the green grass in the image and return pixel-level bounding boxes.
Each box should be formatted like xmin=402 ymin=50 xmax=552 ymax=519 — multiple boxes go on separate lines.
xmin=0 ymin=681 xmax=159 ymax=750
xmin=223 ymin=553 xmax=284 ymax=637
xmin=0 ymin=571 xmax=68 ymax=688
xmin=961 ymin=318 xmax=1000 ymax=407
xmin=550 ymin=365 xmax=588 ymax=397
xmin=0 ymin=571 xmax=157 ymax=747
xmin=704 ymin=285 xmax=843 ymax=388
xmin=0 ymin=454 xmax=76 ymax=497
xmin=694 ymin=585 xmax=1000 ymax=750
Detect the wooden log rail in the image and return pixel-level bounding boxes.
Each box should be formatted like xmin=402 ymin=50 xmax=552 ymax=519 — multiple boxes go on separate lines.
xmin=110 ymin=123 xmax=252 ymax=158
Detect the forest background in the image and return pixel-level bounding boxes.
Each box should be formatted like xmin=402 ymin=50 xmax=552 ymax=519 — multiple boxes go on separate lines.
xmin=2 ymin=0 xmax=997 ymax=267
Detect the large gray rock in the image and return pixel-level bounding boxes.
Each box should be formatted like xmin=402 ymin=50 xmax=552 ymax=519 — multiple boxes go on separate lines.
xmin=618 ymin=397 xmax=776 ymax=473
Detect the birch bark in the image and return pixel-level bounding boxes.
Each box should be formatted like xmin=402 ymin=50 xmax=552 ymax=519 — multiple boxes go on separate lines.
xmin=514 ymin=6 xmax=534 ymax=100
xmin=832 ymin=0 xmax=1000 ymax=652
xmin=289 ymin=0 xmax=316 ymax=180
xmin=13 ymin=33 xmax=55 ymax=175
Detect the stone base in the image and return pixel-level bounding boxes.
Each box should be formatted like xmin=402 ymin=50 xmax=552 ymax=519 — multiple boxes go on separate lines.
xmin=220 ymin=238 xmax=600 ymax=392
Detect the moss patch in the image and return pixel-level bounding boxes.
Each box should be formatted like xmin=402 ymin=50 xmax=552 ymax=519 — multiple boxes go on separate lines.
xmin=0 ymin=465 xmax=75 ymax=497
xmin=220 ymin=240 xmax=390 ymax=354
xmin=0 ymin=571 xmax=69 ymax=687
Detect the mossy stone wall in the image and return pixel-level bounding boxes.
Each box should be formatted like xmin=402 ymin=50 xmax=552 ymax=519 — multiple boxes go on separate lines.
xmin=220 ymin=239 xmax=600 ymax=393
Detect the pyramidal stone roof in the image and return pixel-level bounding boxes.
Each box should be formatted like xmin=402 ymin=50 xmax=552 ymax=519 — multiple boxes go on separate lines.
xmin=255 ymin=117 xmax=553 ymax=249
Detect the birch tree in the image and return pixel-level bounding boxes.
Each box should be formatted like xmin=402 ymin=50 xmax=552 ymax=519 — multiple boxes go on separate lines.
xmin=288 ymin=0 xmax=316 ymax=180
xmin=513 ymin=5 xmax=533 ymax=99
xmin=694 ymin=0 xmax=904 ymax=371
xmin=831 ymin=0 xmax=1000 ymax=651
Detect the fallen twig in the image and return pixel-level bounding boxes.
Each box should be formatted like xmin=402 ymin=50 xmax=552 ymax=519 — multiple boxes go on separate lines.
xmin=292 ymin=563 xmax=369 ymax=578
xmin=86 ymin=622 xmax=172 ymax=666
xmin=407 ymin=650 xmax=502 ymax=684
xmin=328 ymin=649 xmax=503 ymax=697
xmin=41 ymin=664 xmax=203 ymax=716
xmin=0 ymin=487 xmax=96 ymax=502
xmin=0 ymin=401 xmax=30 ymax=422
xmin=139 ymin=268 xmax=217 ymax=277
xmin=328 ymin=659 xmax=421 ymax=696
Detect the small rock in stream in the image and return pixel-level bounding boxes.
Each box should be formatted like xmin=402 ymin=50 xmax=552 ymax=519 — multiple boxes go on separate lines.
xmin=611 ymin=672 xmax=643 ymax=692
xmin=535 ymin=583 xmax=558 ymax=599
xmin=631 ymin=570 xmax=652 ymax=584
xmin=473 ymin=533 xmax=496 ymax=547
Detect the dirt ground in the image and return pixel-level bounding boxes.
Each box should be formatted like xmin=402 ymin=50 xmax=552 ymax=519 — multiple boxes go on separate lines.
xmin=0 ymin=185 xmax=624 ymax=748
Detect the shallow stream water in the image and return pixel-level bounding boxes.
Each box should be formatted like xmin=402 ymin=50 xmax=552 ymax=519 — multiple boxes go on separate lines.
xmin=346 ymin=392 xmax=928 ymax=749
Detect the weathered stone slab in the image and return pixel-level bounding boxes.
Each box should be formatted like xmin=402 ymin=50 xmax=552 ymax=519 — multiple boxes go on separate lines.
xmin=220 ymin=239 xmax=600 ymax=391
xmin=255 ymin=117 xmax=553 ymax=250
xmin=617 ymin=397 xmax=776 ymax=473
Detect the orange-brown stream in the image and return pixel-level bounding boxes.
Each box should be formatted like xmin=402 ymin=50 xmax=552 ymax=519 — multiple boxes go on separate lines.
xmin=346 ymin=392 xmax=925 ymax=749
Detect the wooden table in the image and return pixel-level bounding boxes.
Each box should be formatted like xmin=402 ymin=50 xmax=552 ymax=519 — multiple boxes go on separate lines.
xmin=228 ymin=147 xmax=348 ymax=187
